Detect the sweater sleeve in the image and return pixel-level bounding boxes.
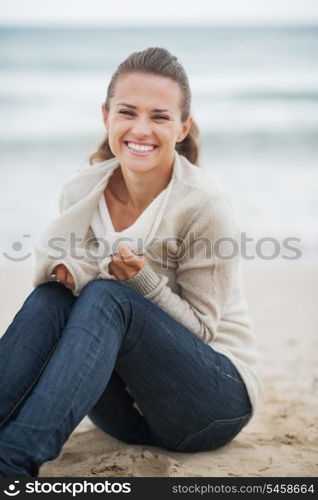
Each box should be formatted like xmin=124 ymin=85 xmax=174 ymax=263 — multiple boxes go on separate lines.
xmin=32 ymin=185 xmax=101 ymax=296
xmin=120 ymin=195 xmax=240 ymax=344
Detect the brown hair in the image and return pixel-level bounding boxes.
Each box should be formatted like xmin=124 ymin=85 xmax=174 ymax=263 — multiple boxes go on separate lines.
xmin=89 ymin=47 xmax=200 ymax=166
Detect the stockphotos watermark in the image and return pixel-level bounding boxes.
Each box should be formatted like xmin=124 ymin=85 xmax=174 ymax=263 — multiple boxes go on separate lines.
xmin=2 ymin=479 xmax=131 ymax=496
xmin=3 ymin=232 xmax=302 ymax=265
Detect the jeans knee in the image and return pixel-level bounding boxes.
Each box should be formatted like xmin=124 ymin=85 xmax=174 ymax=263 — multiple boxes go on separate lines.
xmin=30 ymin=281 xmax=75 ymax=308
xmin=81 ymin=278 xmax=131 ymax=300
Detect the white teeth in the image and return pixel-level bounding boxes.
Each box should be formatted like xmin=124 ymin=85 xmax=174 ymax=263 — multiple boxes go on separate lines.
xmin=127 ymin=142 xmax=155 ymax=152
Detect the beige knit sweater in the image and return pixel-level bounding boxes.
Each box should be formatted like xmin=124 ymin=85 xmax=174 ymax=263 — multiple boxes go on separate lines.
xmin=32 ymin=151 xmax=261 ymax=416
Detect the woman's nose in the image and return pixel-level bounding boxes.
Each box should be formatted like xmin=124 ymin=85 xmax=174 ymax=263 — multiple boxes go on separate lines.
xmin=131 ymin=116 xmax=152 ymax=136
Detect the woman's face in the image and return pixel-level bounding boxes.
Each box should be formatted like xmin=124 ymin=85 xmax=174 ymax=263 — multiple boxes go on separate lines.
xmin=102 ymin=73 xmax=192 ymax=175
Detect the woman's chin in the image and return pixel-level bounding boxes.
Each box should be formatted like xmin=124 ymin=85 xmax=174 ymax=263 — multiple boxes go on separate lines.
xmin=120 ymin=156 xmax=157 ymax=173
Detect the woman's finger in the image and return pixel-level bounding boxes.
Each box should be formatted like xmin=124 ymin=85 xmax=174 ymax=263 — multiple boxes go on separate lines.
xmin=56 ymin=264 xmax=67 ymax=282
xmin=65 ymin=271 xmax=75 ymax=290
xmin=117 ymin=242 xmax=138 ymax=264
xmin=108 ymin=261 xmax=125 ymax=280
xmin=112 ymin=249 xmax=144 ymax=269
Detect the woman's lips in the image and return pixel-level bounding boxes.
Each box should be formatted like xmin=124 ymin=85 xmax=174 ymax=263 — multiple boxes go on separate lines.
xmin=124 ymin=141 xmax=158 ymax=156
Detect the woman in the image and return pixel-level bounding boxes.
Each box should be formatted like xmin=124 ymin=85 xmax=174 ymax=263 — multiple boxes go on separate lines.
xmin=0 ymin=47 xmax=261 ymax=477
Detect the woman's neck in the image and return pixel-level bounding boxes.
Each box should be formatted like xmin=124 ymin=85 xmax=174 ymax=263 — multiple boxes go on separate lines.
xmin=108 ymin=163 xmax=173 ymax=213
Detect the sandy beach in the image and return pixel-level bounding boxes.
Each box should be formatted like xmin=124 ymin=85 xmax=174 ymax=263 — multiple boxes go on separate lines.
xmin=1 ymin=259 xmax=317 ymax=477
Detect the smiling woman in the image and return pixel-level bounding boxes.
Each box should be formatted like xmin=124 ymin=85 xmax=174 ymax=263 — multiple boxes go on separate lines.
xmin=89 ymin=48 xmax=199 ymax=167
xmin=0 ymin=47 xmax=260 ymax=477
xmin=99 ymin=72 xmax=192 ymax=215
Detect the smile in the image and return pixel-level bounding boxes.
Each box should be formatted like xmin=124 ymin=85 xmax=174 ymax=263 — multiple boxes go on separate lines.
xmin=124 ymin=141 xmax=158 ymax=155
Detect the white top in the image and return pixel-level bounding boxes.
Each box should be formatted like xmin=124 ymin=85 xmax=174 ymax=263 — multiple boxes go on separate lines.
xmin=89 ymin=180 xmax=171 ymax=280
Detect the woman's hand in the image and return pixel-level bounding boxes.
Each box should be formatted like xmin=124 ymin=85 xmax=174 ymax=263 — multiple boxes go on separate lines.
xmin=109 ymin=242 xmax=145 ymax=281
xmin=53 ymin=264 xmax=75 ymax=290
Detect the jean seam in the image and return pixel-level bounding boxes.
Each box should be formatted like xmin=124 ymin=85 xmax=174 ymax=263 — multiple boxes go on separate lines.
xmin=0 ymin=343 xmax=59 ymax=428
xmin=116 ymin=298 xmax=149 ymax=357
xmin=176 ymin=413 xmax=251 ymax=451
xmin=217 ymin=368 xmax=245 ymax=385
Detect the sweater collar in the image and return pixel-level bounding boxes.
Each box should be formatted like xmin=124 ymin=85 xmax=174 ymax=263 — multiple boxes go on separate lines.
xmin=35 ymin=151 xmax=185 ymax=248
xmin=54 ymin=150 xmax=183 ymax=238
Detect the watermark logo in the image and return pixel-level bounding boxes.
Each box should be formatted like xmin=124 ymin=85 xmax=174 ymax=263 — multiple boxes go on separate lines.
xmin=3 ymin=480 xmax=20 ymax=496
xmin=2 ymin=231 xmax=302 ymax=267
xmin=3 ymin=235 xmax=32 ymax=262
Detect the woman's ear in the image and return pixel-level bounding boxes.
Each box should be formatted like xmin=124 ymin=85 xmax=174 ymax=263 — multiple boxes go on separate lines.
xmin=176 ymin=116 xmax=193 ymax=143
xmin=101 ymin=103 xmax=109 ymax=128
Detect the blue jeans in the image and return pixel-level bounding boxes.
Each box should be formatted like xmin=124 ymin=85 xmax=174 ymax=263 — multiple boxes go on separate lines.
xmin=0 ymin=279 xmax=252 ymax=477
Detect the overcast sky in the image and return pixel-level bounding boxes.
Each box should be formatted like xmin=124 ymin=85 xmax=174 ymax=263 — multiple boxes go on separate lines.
xmin=1 ymin=0 xmax=318 ymax=26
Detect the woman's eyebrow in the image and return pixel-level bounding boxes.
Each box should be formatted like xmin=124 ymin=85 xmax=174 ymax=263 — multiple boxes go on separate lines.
xmin=116 ymin=102 xmax=172 ymax=113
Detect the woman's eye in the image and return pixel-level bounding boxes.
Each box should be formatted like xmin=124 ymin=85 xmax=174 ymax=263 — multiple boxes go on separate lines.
xmin=119 ymin=110 xmax=134 ymax=116
xmin=119 ymin=110 xmax=168 ymax=120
